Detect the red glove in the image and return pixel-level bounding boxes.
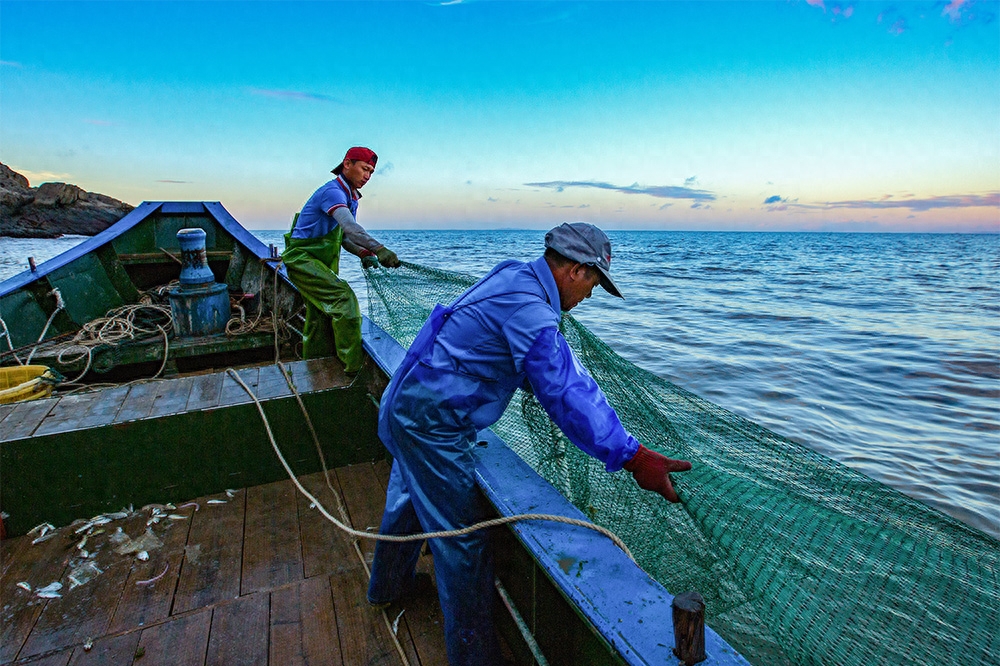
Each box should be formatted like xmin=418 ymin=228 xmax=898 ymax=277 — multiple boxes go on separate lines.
xmin=623 ymin=445 xmax=692 ymax=503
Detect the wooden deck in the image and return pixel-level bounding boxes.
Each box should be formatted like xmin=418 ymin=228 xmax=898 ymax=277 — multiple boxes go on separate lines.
xmin=0 ymin=358 xmax=354 ymax=446
xmin=0 ymin=464 xmax=449 ymax=666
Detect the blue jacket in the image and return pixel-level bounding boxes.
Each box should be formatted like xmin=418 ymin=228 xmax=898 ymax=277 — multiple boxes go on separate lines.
xmin=380 ymin=256 xmax=640 ymax=472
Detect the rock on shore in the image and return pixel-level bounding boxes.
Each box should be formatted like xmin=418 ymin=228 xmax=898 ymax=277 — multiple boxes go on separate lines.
xmin=1 ymin=163 xmax=134 ymax=238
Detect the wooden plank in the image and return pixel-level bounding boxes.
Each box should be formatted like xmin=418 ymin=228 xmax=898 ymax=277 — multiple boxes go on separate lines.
xmin=335 ymin=464 xmax=389 ymax=569
xmin=0 ymin=533 xmax=31 ymax=580
xmin=67 ymin=632 xmax=141 ymax=666
xmin=32 ymin=386 xmax=130 ymax=436
xmin=185 ymin=372 xmax=225 ymax=411
xmin=36 ymin=390 xmax=102 ymax=433
xmin=330 ymin=569 xmax=399 ymax=666
xmin=0 ymin=529 xmax=76 ymax=662
xmin=392 ymin=585 xmax=448 ymax=666
xmin=0 ymin=402 xmax=17 ymax=426
xmin=135 ymin=609 xmax=212 ymax=666
xmin=147 ymin=376 xmax=197 ymax=419
xmin=1 ymin=510 xmax=147 ymax=661
xmin=219 ymin=367 xmax=259 ymax=407
xmin=297 ymin=472 xmax=361 ymax=579
xmin=112 ymin=381 xmax=163 ymax=423
xmin=15 ymin=651 xmax=72 ymax=665
xmin=205 ymin=591 xmax=268 ymax=666
xmin=108 ymin=505 xmax=196 ymax=633
xmin=117 ymin=250 xmax=230 ymax=262
xmin=280 ymin=358 xmax=350 ymax=394
xmin=0 ymin=397 xmax=58 ymax=442
xmin=73 ymin=385 xmax=131 ymax=430
xmin=269 ymin=575 xmax=342 ymax=666
xmin=172 ymin=490 xmax=245 ymax=615
xmin=372 ymin=459 xmax=392 ymax=489
xmin=19 ymin=560 xmax=132 ymax=660
xmin=337 ymin=461 xmax=445 ymax=665
xmin=242 ymin=479 xmax=302 ymax=595
xmin=253 ymin=364 xmax=293 ymax=401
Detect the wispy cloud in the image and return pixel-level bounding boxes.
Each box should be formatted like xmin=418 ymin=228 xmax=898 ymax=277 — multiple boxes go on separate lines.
xmin=17 ymin=169 xmax=73 ymax=184
xmin=795 ymin=192 xmax=1000 ymax=212
xmin=832 ymin=4 xmax=854 ymax=18
xmin=0 ymin=60 xmax=22 ymax=68
xmin=888 ymin=18 xmax=907 ymax=35
xmin=156 ymin=179 xmax=191 ymax=184
xmin=876 ymin=6 xmax=910 ymax=35
xmin=764 ymin=195 xmax=798 ymax=211
xmin=526 ymin=180 xmax=716 ymax=201
xmin=807 ymin=0 xmax=855 ymax=23
xmin=943 ymin=0 xmax=969 ymax=21
xmin=247 ymin=87 xmax=344 ymax=104
xmin=684 ymin=175 xmax=699 ymax=187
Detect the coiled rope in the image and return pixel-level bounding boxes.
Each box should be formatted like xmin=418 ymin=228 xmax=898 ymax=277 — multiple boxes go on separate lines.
xmin=4 ymin=267 xmax=290 ymax=388
xmin=226 ymin=364 xmax=635 ymax=560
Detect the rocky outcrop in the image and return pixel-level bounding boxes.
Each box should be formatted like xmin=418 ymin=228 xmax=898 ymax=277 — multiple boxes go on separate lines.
xmin=0 ymin=163 xmax=134 ymax=238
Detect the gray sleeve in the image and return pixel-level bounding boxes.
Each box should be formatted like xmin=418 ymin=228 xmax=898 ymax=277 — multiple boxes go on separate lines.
xmin=332 ymin=206 xmax=382 ymax=252
xmin=341 ymin=237 xmax=364 ymax=257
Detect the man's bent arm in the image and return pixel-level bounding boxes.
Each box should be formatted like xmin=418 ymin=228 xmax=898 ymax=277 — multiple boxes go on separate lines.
xmin=333 ymin=206 xmax=384 ymax=253
xmin=523 ymin=327 xmax=640 ymax=471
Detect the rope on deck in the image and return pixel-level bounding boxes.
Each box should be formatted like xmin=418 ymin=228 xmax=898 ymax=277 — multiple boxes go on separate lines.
xmin=226 ymin=365 xmax=635 ymax=559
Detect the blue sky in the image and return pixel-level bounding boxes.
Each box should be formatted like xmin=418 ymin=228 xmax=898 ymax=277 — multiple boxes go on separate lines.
xmin=2 ymin=1 xmax=998 ymax=232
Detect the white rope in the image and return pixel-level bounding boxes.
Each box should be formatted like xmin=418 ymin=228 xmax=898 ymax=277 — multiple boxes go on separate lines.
xmin=57 ymin=345 xmax=93 ymax=385
xmin=39 ymin=304 xmax=173 ymax=386
xmin=226 ymin=368 xmax=634 ymax=560
xmin=0 ymin=316 xmax=23 ymax=365
xmin=25 ymin=288 xmax=64 ymax=364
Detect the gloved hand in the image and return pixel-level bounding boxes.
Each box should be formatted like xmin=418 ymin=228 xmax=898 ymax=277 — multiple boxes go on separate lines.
xmin=359 ymin=250 xmax=380 ymax=269
xmin=375 ymin=246 xmax=400 ymax=268
xmin=623 ymin=445 xmax=692 ymax=502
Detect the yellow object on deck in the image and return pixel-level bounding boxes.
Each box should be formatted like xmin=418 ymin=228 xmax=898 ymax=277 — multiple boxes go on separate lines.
xmin=0 ymin=365 xmax=64 ymax=404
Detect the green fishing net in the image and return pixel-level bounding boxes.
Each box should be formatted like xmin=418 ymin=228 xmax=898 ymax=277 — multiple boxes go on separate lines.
xmin=364 ymin=262 xmax=999 ymax=666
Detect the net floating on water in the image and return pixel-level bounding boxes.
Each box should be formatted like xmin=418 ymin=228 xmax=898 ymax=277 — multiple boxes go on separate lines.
xmin=364 ymin=262 xmax=1000 ymax=666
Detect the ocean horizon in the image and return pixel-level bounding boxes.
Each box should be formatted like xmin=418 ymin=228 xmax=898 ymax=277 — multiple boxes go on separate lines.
xmin=2 ymin=229 xmax=998 ymax=538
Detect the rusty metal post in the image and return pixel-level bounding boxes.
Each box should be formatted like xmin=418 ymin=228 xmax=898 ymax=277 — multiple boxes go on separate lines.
xmin=672 ymin=590 xmax=706 ymax=665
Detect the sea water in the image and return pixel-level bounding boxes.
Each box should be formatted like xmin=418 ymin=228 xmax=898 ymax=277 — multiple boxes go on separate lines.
xmin=3 ymin=230 xmax=998 ymax=538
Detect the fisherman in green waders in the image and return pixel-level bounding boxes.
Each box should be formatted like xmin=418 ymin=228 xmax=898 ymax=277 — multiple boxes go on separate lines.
xmin=282 ymin=147 xmax=401 ymax=371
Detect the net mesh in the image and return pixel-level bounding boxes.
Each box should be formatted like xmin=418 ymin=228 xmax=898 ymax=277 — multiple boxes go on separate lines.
xmin=364 ymin=262 xmax=999 ymax=666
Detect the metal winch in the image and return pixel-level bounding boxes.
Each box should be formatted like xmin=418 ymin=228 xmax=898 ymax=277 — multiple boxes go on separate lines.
xmin=167 ymin=228 xmax=230 ymax=337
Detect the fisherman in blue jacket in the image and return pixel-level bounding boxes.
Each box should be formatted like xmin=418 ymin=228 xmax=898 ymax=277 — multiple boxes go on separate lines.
xmin=367 ymin=222 xmax=693 ymax=665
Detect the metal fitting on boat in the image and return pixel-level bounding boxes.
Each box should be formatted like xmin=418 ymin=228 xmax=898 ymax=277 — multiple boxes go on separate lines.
xmin=167 ymin=228 xmax=230 ymax=337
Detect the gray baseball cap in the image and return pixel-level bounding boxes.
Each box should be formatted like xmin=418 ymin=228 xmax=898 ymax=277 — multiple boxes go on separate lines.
xmin=544 ymin=222 xmax=624 ymax=299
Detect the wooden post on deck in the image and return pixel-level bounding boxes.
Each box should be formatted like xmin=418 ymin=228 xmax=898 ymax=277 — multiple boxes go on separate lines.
xmin=672 ymin=590 xmax=706 ymax=665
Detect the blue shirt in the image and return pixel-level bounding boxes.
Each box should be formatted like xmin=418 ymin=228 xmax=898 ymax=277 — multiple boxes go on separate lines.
xmin=383 ymin=256 xmax=640 ymax=472
xmin=290 ymin=176 xmax=359 ymax=240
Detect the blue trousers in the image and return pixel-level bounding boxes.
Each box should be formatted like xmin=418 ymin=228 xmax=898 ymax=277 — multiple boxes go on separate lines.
xmin=367 ymin=419 xmax=502 ymax=665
